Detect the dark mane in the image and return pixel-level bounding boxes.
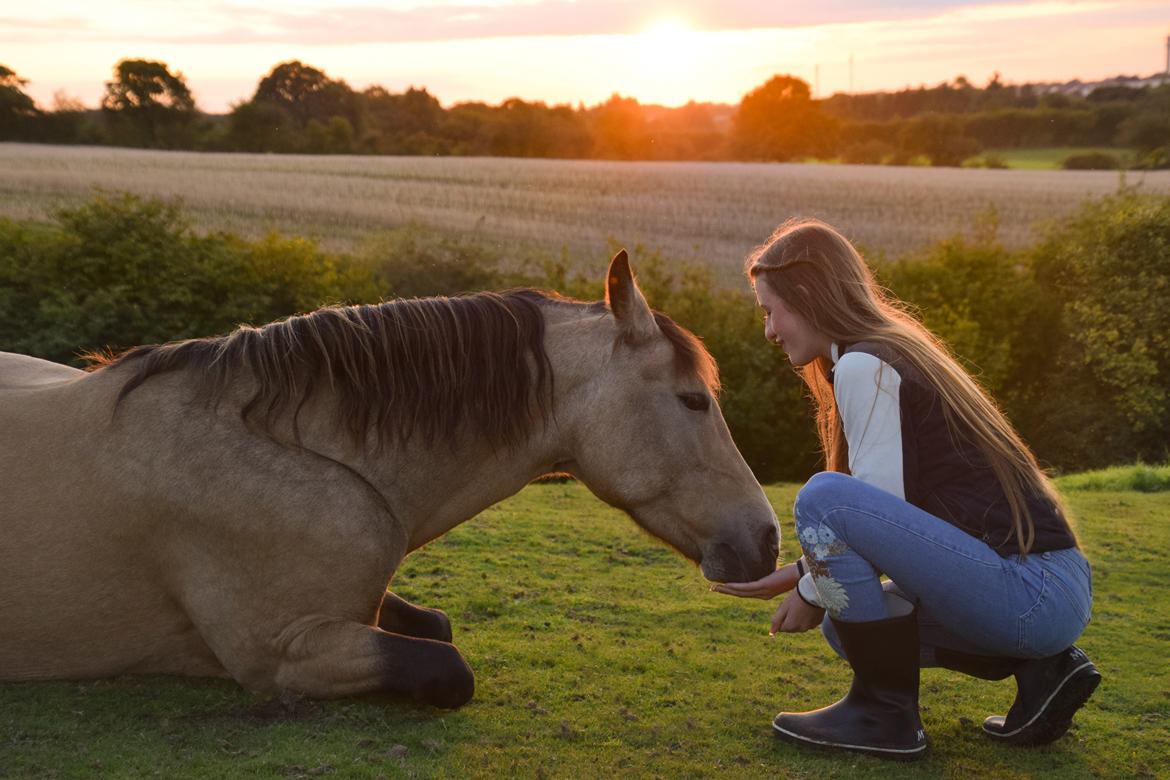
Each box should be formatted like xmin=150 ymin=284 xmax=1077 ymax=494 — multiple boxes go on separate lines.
xmin=92 ymin=290 xmax=555 ymax=449
xmin=652 ymin=312 xmax=720 ymax=396
xmin=89 ymin=288 xmax=719 ymax=449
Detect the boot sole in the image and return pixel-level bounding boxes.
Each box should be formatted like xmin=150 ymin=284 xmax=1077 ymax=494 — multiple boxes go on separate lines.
xmin=984 ymin=662 xmax=1101 ymax=746
xmin=772 ymin=721 xmax=927 ymax=761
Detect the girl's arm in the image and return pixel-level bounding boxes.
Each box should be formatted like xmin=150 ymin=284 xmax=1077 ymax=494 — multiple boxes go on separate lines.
xmin=833 ymin=350 xmax=908 ymax=499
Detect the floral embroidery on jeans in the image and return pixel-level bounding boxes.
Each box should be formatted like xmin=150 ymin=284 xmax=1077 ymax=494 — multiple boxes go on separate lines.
xmin=799 ymin=525 xmax=848 ymax=561
xmin=798 ymin=524 xmax=851 ymax=617
xmin=810 ymin=575 xmax=850 ymax=617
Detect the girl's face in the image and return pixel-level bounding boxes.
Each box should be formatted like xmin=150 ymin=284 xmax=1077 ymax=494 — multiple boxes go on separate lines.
xmin=754 ymin=280 xmax=831 ymax=367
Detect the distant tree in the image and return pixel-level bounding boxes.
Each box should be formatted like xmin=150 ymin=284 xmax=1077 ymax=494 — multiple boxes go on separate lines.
xmin=590 ymin=94 xmax=652 ymax=159
xmin=362 ymin=86 xmax=446 ymax=153
xmin=644 ymin=102 xmax=727 ymax=160
xmin=305 ymin=115 xmax=354 ymax=154
xmin=252 ymin=60 xmax=362 ymax=132
xmin=101 ymin=59 xmax=197 ymax=147
xmin=733 ymin=75 xmax=837 ymax=161
xmin=226 ymin=99 xmax=297 ymax=152
xmin=0 ymin=64 xmax=39 ymax=138
xmin=898 ymin=114 xmax=982 ymax=166
xmin=51 ymin=90 xmax=86 ymax=113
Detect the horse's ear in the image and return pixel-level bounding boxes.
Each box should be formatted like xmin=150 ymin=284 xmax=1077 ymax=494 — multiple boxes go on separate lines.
xmin=605 ymin=249 xmax=658 ymax=342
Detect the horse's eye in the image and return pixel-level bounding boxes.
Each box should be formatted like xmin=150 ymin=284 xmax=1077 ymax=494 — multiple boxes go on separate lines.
xmin=678 ymin=393 xmax=710 ymax=412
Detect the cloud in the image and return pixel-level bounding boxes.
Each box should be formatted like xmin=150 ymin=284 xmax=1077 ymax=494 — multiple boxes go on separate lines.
xmin=0 ymin=0 xmax=1131 ymax=46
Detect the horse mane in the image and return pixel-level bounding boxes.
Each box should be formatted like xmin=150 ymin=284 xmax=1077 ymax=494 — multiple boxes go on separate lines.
xmin=88 ymin=288 xmax=719 ymax=450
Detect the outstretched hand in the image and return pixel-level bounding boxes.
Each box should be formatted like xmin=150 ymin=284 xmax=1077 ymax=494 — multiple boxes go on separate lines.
xmin=711 ymin=563 xmax=799 ymax=600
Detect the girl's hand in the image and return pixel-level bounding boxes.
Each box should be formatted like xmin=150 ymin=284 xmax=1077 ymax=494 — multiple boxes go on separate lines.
xmin=711 ymin=563 xmax=799 ymax=600
xmin=770 ymin=590 xmax=826 ymax=634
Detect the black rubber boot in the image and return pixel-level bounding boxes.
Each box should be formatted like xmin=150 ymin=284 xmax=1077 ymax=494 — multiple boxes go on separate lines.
xmin=772 ymin=609 xmax=927 ymax=760
xmin=982 ymin=645 xmax=1100 ymax=746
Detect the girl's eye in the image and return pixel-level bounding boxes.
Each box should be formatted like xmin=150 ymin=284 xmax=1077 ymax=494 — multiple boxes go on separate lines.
xmin=678 ymin=393 xmax=710 ymax=412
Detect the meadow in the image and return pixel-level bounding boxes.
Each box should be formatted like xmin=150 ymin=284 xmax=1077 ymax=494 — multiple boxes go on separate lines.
xmin=4 ymin=143 xmax=1170 ymax=284
xmin=1 ymin=466 xmax=1167 ymax=779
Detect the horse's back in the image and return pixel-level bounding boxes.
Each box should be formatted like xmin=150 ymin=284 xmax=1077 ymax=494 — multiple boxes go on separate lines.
xmin=0 ymin=353 xmax=211 ymax=679
xmin=0 ymin=351 xmax=85 ymax=390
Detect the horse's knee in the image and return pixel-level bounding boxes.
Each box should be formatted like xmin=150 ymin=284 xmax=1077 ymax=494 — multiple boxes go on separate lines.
xmin=377 ymin=594 xmax=453 ymax=642
xmin=272 ymin=621 xmax=473 ymax=707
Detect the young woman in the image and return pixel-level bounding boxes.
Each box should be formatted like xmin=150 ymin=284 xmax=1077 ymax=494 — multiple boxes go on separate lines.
xmin=714 ymin=218 xmax=1098 ymax=760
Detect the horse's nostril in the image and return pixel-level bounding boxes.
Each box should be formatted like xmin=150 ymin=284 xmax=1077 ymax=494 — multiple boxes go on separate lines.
xmin=762 ymin=524 xmax=779 ymax=560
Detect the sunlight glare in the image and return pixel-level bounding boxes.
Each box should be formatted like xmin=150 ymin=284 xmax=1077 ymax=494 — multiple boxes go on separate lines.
xmin=632 ymin=17 xmax=701 ymax=103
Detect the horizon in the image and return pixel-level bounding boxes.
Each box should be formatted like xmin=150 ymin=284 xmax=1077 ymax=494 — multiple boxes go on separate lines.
xmin=4 ymin=1 xmax=1169 ymax=112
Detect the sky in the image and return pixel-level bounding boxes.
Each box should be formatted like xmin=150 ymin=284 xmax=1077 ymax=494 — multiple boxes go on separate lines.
xmin=2 ymin=0 xmax=1169 ymax=112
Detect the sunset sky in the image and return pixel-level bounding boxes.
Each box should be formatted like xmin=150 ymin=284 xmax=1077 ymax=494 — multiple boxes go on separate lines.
xmin=3 ymin=0 xmax=1169 ymax=112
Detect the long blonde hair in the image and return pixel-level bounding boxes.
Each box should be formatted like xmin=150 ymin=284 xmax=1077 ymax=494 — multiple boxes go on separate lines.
xmin=746 ymin=218 xmax=1066 ymax=554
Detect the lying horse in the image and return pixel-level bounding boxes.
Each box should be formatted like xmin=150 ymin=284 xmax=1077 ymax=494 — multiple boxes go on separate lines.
xmin=0 ymin=251 xmax=778 ymax=708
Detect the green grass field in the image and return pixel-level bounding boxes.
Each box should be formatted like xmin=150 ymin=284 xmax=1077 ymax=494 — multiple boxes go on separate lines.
xmin=2 ymin=466 xmax=1167 ymax=778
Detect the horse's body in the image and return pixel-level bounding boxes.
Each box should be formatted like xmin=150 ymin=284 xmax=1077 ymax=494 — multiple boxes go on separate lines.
xmin=0 ymin=254 xmax=778 ymax=707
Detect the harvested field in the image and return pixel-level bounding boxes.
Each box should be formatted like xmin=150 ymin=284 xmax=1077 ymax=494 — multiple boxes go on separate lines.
xmin=3 ymin=143 xmax=1168 ymax=282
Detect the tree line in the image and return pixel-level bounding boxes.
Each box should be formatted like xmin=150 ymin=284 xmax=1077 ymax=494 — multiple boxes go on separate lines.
xmin=2 ymin=190 xmax=1166 ymax=480
xmin=1 ymin=59 xmax=1168 ymax=167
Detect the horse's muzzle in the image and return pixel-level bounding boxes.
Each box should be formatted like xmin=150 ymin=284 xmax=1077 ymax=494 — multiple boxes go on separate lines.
xmin=700 ymin=521 xmax=779 ymax=583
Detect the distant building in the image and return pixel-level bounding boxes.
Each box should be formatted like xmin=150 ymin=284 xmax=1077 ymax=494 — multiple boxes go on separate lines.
xmin=1032 ymin=72 xmax=1170 ymax=97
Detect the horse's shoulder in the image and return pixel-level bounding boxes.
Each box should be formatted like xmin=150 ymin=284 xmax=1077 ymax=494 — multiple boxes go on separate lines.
xmin=0 ymin=352 xmax=85 ymax=391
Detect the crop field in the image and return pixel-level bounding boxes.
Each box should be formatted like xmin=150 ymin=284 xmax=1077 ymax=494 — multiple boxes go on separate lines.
xmin=1 ymin=466 xmax=1168 ymax=779
xmin=3 ymin=143 xmax=1169 ymax=283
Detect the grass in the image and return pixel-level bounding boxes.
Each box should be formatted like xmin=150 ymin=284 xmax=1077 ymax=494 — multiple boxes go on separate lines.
xmin=3 ymin=143 xmax=1169 ymax=284
xmin=1059 ymin=463 xmax=1170 ymax=494
xmin=985 ymin=148 xmax=1133 ymax=171
xmin=2 ymin=468 xmax=1167 ymax=778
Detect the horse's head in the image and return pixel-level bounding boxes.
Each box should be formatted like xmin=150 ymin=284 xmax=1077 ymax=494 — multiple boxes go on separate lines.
xmin=550 ymin=251 xmax=779 ymax=583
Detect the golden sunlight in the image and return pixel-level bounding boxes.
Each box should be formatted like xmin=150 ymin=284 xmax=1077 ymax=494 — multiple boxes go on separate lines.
xmin=629 ymin=17 xmax=704 ymax=102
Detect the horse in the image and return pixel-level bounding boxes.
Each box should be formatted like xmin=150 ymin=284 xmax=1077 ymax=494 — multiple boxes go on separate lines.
xmin=0 ymin=251 xmax=778 ymax=708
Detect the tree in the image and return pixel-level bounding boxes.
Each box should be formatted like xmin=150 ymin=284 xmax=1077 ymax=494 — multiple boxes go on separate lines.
xmin=0 ymin=65 xmax=39 ymax=138
xmin=733 ymin=75 xmax=838 ymax=161
xmin=590 ymin=94 xmax=652 ymax=159
xmin=252 ymin=60 xmax=361 ymax=131
xmin=101 ymin=59 xmax=196 ymax=147
xmin=362 ymin=86 xmax=446 ymax=153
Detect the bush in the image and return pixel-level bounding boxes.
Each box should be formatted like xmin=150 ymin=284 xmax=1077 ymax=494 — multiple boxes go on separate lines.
xmin=1062 ymin=152 xmax=1120 ymax=170
xmin=1030 ymin=192 xmax=1170 ymax=469
xmin=841 ymin=139 xmax=894 ymax=165
xmin=4 ymin=190 xmax=1168 ymax=479
xmin=0 ymin=192 xmax=376 ymax=365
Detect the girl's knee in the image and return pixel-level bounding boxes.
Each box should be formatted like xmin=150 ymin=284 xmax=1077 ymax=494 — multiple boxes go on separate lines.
xmin=794 ymin=471 xmax=853 ymax=528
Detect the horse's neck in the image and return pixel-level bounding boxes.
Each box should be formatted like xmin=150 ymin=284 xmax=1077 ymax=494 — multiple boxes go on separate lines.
xmin=395 ymin=432 xmax=565 ymax=551
xmin=291 ymin=303 xmax=600 ymax=553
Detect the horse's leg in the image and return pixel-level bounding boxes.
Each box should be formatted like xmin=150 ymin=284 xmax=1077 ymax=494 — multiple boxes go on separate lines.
xmin=376 ymin=592 xmax=452 ymax=642
xmin=274 ymin=619 xmax=473 ymax=708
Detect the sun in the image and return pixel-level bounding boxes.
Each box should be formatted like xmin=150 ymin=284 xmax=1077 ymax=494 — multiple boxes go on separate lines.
xmin=633 ymin=17 xmax=698 ymax=94
xmin=646 ymin=17 xmax=692 ymax=38
xmin=643 ymin=17 xmax=694 ymax=53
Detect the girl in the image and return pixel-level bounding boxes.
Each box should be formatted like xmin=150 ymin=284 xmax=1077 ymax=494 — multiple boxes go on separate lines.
xmin=714 ymin=219 xmax=1098 ymax=760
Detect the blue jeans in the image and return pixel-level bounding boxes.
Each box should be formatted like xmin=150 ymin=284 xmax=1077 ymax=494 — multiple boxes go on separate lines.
xmin=794 ymin=472 xmax=1093 ymax=664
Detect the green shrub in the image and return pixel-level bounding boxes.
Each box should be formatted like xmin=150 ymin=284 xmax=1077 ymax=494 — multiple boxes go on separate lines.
xmin=1062 ymin=152 xmax=1120 ymax=170
xmin=3 ymin=190 xmax=1168 ymax=479
xmin=0 ymin=192 xmax=376 ymax=365
xmin=1031 ymin=192 xmax=1170 ymax=470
